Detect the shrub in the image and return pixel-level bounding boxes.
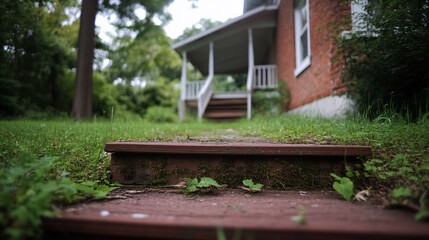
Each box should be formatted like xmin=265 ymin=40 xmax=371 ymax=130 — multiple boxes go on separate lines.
xmin=337 ymin=0 xmax=429 ymax=120
xmin=144 ymin=106 xmax=177 ymax=123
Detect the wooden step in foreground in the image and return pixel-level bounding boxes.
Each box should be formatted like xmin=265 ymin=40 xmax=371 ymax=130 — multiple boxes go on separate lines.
xmin=105 ymin=142 xmax=372 ymax=189
xmin=43 ymin=189 xmax=429 ymax=240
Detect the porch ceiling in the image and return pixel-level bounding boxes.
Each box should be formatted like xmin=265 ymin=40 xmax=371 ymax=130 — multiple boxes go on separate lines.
xmin=173 ymin=5 xmax=278 ymax=75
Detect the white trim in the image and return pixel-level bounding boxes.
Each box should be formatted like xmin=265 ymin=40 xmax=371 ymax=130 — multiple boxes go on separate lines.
xmin=246 ymin=28 xmax=255 ymax=120
xmin=342 ymin=0 xmax=378 ymax=38
xmin=180 ymin=51 xmax=187 ymax=100
xmin=351 ymin=0 xmax=368 ymax=32
xmin=294 ymin=57 xmax=310 ymax=77
xmin=293 ymin=0 xmax=311 ymax=77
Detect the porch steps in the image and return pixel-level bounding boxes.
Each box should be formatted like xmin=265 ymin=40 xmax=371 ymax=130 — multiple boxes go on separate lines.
xmin=205 ymin=93 xmax=247 ymax=120
xmin=42 ymin=142 xmax=429 ymax=239
xmin=105 ymin=141 xmax=371 ymax=188
xmin=186 ymin=92 xmax=248 ymax=121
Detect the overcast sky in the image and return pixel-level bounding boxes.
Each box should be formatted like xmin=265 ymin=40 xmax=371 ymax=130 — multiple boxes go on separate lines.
xmin=164 ymin=0 xmax=244 ymax=39
xmin=95 ymin=0 xmax=244 ymax=41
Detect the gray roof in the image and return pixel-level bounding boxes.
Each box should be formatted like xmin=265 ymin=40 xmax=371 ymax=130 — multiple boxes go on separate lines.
xmin=173 ymin=4 xmax=279 ymax=75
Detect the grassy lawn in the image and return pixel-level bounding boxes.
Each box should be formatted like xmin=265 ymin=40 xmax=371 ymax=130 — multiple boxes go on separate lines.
xmin=1 ymin=114 xmax=429 ymax=238
xmin=1 ymin=115 xmax=428 ymax=185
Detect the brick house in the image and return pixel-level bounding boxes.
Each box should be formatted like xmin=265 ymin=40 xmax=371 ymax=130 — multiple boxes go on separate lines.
xmin=174 ymin=0 xmax=366 ymax=121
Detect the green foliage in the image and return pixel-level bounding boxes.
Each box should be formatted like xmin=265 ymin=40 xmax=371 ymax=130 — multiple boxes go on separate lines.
xmin=184 ymin=177 xmax=221 ymax=193
xmin=107 ymin=24 xmax=181 ymax=84
xmin=93 ymin=71 xmax=119 ymax=118
xmin=391 ymin=187 xmax=412 ymax=202
xmin=144 ymin=106 xmax=177 ymax=123
xmin=0 ymin=147 xmax=118 ymax=239
xmin=330 ymin=173 xmax=354 ymax=201
xmin=116 ymin=79 xmax=179 ymax=118
xmin=175 ymin=18 xmax=222 ymax=43
xmin=0 ymin=154 xmax=76 ymax=240
xmin=252 ymin=91 xmax=282 ymax=116
xmin=242 ymin=179 xmax=264 ymax=192
xmin=74 ymin=181 xmax=118 ymax=200
xmin=337 ymin=0 xmax=429 ymax=119
xmin=0 ymin=0 xmax=178 ymax=119
xmin=291 ymin=207 xmax=307 ymax=225
xmin=416 ymin=192 xmax=429 ymax=221
xmin=0 ymin=0 xmax=78 ymax=118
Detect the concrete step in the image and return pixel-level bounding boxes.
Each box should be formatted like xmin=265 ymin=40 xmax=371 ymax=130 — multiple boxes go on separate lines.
xmin=105 ymin=142 xmax=371 ymax=189
xmin=43 ymin=189 xmax=429 ymax=240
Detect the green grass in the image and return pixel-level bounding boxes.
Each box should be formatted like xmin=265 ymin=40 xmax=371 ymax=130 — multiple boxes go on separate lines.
xmin=1 ymin=114 xmax=429 ymax=198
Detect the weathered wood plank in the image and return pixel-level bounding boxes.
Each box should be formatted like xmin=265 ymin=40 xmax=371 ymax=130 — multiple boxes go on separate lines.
xmin=104 ymin=142 xmax=372 ymax=157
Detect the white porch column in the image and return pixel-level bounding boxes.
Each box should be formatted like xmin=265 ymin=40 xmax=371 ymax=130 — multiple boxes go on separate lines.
xmin=209 ymin=42 xmax=214 ymax=78
xmin=247 ymin=28 xmax=254 ymax=119
xmin=181 ymin=51 xmax=187 ymax=100
xmin=179 ymin=51 xmax=187 ymax=121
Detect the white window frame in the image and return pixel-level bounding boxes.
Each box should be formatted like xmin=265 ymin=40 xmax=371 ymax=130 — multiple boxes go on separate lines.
xmin=342 ymin=0 xmax=378 ymax=38
xmin=351 ymin=0 xmax=369 ymax=32
xmin=294 ymin=0 xmax=311 ymax=77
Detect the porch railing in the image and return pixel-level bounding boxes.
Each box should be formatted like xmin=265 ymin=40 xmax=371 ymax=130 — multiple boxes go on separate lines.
xmin=197 ymin=76 xmax=213 ymax=120
xmin=185 ymin=80 xmax=205 ymax=100
xmin=253 ymin=65 xmax=278 ymax=89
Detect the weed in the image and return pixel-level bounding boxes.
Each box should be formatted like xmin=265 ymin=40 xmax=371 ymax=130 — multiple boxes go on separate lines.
xmin=291 ymin=207 xmax=307 ymax=225
xmin=184 ymin=177 xmax=221 ymax=193
xmin=0 ymin=149 xmax=118 ymax=240
xmin=330 ymin=173 xmax=354 ymax=201
xmin=391 ymin=187 xmax=412 ymax=204
xmin=241 ymin=179 xmax=264 ymax=192
xmin=416 ymin=191 xmax=429 ymax=221
xmin=0 ymin=154 xmax=76 ymax=240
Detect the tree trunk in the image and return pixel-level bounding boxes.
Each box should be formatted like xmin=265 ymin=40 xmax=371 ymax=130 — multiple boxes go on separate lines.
xmin=72 ymin=0 xmax=98 ymax=120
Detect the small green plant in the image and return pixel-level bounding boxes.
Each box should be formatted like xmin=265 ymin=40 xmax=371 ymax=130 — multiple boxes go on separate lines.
xmin=74 ymin=180 xmax=119 ymax=201
xmin=291 ymin=207 xmax=307 ymax=225
xmin=391 ymin=187 xmax=412 ymax=204
xmin=416 ymin=191 xmax=429 ymax=221
xmin=241 ymin=179 xmax=264 ymax=192
xmin=0 ymin=155 xmax=76 ymax=240
xmin=184 ymin=177 xmax=221 ymax=193
xmin=330 ymin=173 xmax=354 ymax=201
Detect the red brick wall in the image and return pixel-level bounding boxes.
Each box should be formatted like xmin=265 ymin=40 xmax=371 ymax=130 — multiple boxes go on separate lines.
xmin=276 ymin=0 xmax=350 ymax=110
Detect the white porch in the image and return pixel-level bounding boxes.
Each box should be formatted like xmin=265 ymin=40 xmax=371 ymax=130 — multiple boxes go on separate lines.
xmin=174 ymin=3 xmax=280 ymax=121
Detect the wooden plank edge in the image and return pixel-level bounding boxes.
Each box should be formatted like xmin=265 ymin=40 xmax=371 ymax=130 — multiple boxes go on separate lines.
xmin=43 ymin=214 xmax=427 ymax=240
xmin=104 ymin=142 xmax=372 ymax=157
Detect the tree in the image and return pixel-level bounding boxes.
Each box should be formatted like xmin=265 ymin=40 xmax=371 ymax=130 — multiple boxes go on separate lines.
xmin=0 ymin=0 xmax=77 ymax=118
xmin=338 ymin=0 xmax=429 ymax=119
xmin=72 ymin=0 xmax=98 ymax=120
xmin=107 ymin=22 xmax=181 ymax=85
xmin=72 ymin=0 xmax=173 ymax=120
xmin=175 ymin=18 xmax=221 ymax=43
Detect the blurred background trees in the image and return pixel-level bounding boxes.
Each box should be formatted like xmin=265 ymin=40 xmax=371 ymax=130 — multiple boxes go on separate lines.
xmin=0 ymin=0 xmax=181 ymax=121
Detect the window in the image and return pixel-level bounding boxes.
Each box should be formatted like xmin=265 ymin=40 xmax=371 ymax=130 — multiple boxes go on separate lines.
xmin=341 ymin=0 xmax=378 ymax=38
xmin=294 ymin=0 xmax=311 ymax=76
xmin=351 ymin=0 xmax=369 ymax=32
